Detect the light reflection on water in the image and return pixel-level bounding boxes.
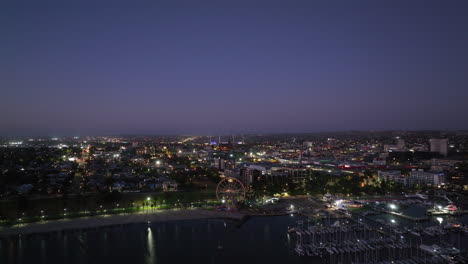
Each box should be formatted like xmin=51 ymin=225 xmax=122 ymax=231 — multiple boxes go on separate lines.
xmin=63 ymin=234 xmax=68 ymax=263
xmin=9 ymin=239 xmax=15 ymax=264
xmin=40 ymin=238 xmax=46 ymax=264
xmin=146 ymin=227 xmax=155 ymax=264
xmin=17 ymin=237 xmax=23 ymax=263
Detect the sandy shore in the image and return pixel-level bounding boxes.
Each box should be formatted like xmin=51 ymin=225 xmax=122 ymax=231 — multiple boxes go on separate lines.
xmin=0 ymin=209 xmax=246 ymax=237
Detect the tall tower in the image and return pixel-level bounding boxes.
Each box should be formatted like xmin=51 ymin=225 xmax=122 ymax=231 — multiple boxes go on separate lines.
xmin=430 ymin=138 xmax=448 ymax=157
xmin=396 ymin=138 xmax=405 ymax=147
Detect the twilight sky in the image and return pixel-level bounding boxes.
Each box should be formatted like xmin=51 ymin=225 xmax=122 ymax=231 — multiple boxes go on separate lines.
xmin=1 ymin=0 xmax=468 ymax=136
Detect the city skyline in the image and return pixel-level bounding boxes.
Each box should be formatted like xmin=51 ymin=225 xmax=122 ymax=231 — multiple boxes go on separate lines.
xmin=2 ymin=0 xmax=468 ymax=136
xmin=2 ymin=2 xmax=467 ymax=263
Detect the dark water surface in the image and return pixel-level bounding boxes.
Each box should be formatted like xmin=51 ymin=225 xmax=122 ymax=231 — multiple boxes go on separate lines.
xmin=2 ymin=212 xmax=467 ymax=264
xmin=0 ymin=216 xmax=310 ymax=264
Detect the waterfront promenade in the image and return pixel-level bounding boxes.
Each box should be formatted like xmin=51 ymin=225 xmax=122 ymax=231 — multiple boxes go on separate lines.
xmin=0 ymin=209 xmax=245 ymax=237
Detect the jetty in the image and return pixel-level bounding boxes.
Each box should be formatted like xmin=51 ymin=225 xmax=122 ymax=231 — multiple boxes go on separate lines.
xmin=376 ymin=208 xmax=429 ymax=222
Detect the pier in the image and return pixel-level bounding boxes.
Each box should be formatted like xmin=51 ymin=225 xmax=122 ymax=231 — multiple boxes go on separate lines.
xmin=376 ymin=208 xmax=429 ymax=222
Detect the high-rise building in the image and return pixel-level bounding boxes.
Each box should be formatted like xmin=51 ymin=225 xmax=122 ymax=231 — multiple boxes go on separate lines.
xmin=396 ymin=138 xmax=405 ymax=147
xmin=240 ymin=166 xmax=262 ymax=185
xmin=212 ymin=158 xmax=235 ymax=170
xmin=430 ymin=139 xmax=448 ymax=157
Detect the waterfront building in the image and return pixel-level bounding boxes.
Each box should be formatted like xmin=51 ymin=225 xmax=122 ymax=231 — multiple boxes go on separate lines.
xmin=408 ymin=170 xmax=445 ymax=186
xmin=377 ymin=170 xmax=405 ymax=185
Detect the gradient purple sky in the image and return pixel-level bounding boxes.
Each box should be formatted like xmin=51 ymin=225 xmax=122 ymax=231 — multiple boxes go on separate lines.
xmin=2 ymin=0 xmax=468 ymax=136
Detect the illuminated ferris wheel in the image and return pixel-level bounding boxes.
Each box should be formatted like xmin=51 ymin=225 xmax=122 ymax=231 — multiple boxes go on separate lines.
xmin=216 ymin=177 xmax=246 ymax=205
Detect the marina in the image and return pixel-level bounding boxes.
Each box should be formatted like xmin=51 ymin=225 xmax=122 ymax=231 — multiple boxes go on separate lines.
xmin=288 ymin=196 xmax=468 ymax=264
xmin=288 ymin=215 xmax=467 ymax=263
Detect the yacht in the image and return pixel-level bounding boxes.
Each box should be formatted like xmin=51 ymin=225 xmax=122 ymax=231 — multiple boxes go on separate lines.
xmin=405 ymin=193 xmax=428 ymax=200
xmin=419 ymin=244 xmax=441 ymax=255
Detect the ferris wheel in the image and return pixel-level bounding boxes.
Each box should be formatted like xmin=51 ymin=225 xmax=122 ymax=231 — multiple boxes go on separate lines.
xmin=216 ymin=177 xmax=246 ymax=205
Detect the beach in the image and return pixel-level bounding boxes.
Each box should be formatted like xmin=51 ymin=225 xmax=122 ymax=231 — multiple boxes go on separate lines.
xmin=0 ymin=209 xmax=246 ymax=237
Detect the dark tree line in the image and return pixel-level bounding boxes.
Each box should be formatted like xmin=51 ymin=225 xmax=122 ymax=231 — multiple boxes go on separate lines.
xmin=250 ymin=171 xmax=407 ymax=198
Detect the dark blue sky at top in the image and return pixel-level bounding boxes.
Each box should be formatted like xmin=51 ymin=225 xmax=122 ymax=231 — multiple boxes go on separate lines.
xmin=1 ymin=0 xmax=468 ymax=136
